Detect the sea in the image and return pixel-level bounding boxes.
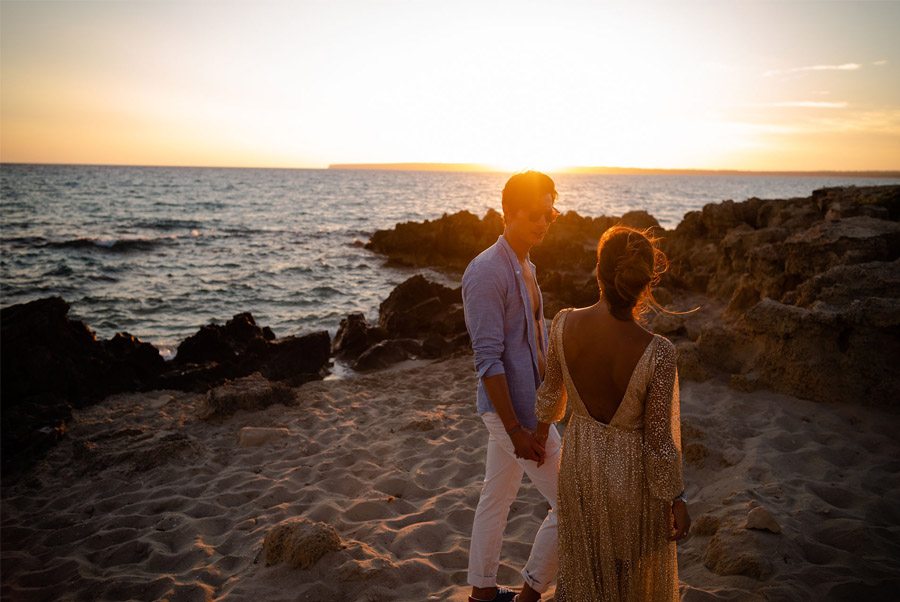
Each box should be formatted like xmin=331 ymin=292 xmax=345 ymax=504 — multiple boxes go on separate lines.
xmin=2 ymin=164 xmax=897 ymax=358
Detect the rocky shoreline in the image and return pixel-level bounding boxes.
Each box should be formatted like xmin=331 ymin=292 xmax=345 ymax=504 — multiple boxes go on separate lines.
xmin=364 ymin=184 xmax=900 ymax=408
xmin=3 ymin=185 xmax=898 ymax=477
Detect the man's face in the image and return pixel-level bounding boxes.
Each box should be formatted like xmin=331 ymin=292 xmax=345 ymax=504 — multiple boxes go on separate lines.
xmin=506 ymin=193 xmax=557 ymax=249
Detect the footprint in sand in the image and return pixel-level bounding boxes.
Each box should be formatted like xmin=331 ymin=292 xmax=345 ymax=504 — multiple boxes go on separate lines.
xmin=807 ymin=482 xmax=857 ymax=510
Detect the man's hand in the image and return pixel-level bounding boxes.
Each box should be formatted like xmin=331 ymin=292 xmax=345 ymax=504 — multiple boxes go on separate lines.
xmin=670 ymin=500 xmax=691 ymax=541
xmin=510 ymin=429 xmax=545 ymax=463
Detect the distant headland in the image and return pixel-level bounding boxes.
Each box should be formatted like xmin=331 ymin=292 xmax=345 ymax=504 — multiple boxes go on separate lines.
xmin=327 ymin=162 xmax=498 ymax=173
xmin=328 ymin=163 xmax=900 ymax=178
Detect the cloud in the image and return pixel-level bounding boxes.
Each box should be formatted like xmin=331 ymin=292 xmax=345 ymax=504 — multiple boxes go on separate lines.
xmin=764 ymin=63 xmax=861 ymax=77
xmin=765 ymin=101 xmax=848 ymax=109
xmin=873 ymin=60 xmax=888 ymax=66
xmin=737 ymin=109 xmax=900 ymax=136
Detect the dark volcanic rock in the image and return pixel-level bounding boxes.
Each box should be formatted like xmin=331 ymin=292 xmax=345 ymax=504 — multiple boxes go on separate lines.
xmin=2 ymin=297 xmax=107 ymax=404
xmin=257 ymin=331 xmax=331 ymax=385
xmin=332 ymin=312 xmax=387 ymax=361
xmin=0 ymin=297 xmax=165 ymax=473
xmin=0 ymin=298 xmax=332 ymax=472
xmin=366 ymin=209 xmax=503 ymax=271
xmin=353 ymin=338 xmax=422 ymax=371
xmin=336 ymin=274 xmax=470 ymax=371
xmin=174 ymin=312 xmax=267 ymax=366
xmin=103 ymin=333 xmax=167 ymax=391
xmin=155 ymin=361 xmax=233 ymax=393
xmin=168 ymin=313 xmax=330 ymax=390
xmin=378 ymin=274 xmax=463 ymax=338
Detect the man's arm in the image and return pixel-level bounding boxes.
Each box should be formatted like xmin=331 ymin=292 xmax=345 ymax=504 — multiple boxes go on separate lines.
xmin=462 ymin=261 xmax=544 ymax=462
xmin=483 ymin=374 xmax=545 ymax=462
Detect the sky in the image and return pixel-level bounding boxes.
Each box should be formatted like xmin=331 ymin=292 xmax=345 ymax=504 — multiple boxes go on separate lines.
xmin=1 ymin=0 xmax=899 ymax=171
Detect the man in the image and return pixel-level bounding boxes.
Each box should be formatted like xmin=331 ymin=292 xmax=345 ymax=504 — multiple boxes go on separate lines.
xmin=463 ymin=171 xmax=562 ymax=602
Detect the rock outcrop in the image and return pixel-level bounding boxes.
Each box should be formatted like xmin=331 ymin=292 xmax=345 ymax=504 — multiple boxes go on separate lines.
xmin=332 ymin=313 xmax=387 ymax=361
xmin=334 ymin=275 xmax=470 ymax=371
xmin=160 ymin=313 xmax=331 ymax=391
xmin=366 ymin=209 xmax=664 ymax=319
xmin=365 ymin=185 xmax=900 ymax=406
xmin=1 ymin=300 xmax=331 ymax=474
xmin=0 ymin=297 xmax=165 ymax=473
xmin=365 ymin=209 xmax=503 ymax=271
xmin=663 ymin=186 xmax=900 ymax=406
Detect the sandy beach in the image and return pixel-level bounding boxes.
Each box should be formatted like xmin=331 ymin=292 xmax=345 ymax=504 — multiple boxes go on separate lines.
xmin=3 ymin=0 xmax=900 ymax=596
xmin=3 ymin=354 xmax=899 ymax=601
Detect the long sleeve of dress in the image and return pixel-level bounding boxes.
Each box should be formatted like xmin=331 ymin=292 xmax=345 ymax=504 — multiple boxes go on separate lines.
xmin=535 ymin=310 xmax=568 ymax=424
xmin=643 ymin=339 xmax=685 ymax=501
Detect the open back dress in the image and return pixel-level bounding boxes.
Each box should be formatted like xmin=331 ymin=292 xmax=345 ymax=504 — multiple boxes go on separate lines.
xmin=535 ymin=308 xmax=684 ymax=602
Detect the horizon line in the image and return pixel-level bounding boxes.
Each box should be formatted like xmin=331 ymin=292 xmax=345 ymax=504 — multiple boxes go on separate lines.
xmin=2 ymin=161 xmax=900 ymax=178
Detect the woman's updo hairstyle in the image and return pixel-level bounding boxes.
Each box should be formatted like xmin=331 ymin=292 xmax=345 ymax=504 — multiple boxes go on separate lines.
xmin=596 ymin=226 xmax=669 ymax=321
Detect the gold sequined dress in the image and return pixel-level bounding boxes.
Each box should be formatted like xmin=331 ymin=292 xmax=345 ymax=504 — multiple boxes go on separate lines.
xmin=535 ymin=309 xmax=684 ymax=601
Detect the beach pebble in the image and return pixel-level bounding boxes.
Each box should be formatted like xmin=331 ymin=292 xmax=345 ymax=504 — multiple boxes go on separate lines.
xmin=745 ymin=506 xmax=781 ymax=534
xmin=238 ymin=427 xmax=291 ymax=447
xmin=263 ymin=518 xmax=342 ymax=569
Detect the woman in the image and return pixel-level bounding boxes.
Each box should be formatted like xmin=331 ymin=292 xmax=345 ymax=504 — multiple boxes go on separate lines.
xmin=534 ymin=225 xmax=690 ymax=601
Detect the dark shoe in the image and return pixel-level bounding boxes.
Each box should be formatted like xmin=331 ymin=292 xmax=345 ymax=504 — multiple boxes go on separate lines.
xmin=468 ymin=587 xmax=518 ymax=602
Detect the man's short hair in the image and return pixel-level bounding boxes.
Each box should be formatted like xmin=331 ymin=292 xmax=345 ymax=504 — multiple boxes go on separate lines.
xmin=501 ymin=171 xmax=558 ymax=220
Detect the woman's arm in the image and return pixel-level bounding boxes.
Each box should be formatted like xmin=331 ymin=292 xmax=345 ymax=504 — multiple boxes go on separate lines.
xmin=643 ymin=339 xmax=684 ymax=501
xmin=534 ymin=311 xmax=568 ymax=456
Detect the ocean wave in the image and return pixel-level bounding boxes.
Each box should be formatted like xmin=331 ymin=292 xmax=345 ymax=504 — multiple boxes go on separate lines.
xmin=222 ymin=226 xmax=287 ymax=237
xmin=42 ymin=265 xmax=74 ymax=277
xmin=134 ymin=218 xmax=203 ymax=231
xmin=46 ymin=237 xmax=173 ymax=253
xmin=2 ymin=236 xmax=48 ymax=248
xmin=310 ymin=285 xmax=343 ymax=297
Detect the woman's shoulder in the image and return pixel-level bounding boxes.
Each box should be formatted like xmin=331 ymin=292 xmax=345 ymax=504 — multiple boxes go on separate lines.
xmin=550 ymin=306 xmax=577 ymax=323
xmin=650 ymin=333 xmax=677 ymax=363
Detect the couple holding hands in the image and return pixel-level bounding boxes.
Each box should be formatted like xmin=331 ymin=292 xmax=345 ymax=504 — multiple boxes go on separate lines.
xmin=463 ymin=171 xmax=690 ymax=602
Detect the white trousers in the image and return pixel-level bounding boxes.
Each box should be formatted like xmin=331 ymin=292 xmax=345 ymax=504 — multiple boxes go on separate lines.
xmin=467 ymin=411 xmax=561 ymax=594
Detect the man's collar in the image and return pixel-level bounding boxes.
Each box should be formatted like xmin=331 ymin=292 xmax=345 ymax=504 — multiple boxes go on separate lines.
xmin=497 ymin=234 xmax=534 ymax=265
xmin=498 ymin=234 xmax=533 ymax=266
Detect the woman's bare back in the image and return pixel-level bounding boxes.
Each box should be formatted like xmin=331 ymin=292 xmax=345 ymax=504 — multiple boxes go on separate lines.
xmin=561 ymin=302 xmax=655 ymax=424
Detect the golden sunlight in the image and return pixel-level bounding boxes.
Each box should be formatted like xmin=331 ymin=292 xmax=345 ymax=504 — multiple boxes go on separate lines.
xmin=1 ymin=1 xmax=897 ymax=170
